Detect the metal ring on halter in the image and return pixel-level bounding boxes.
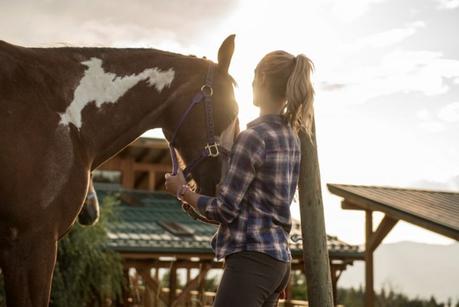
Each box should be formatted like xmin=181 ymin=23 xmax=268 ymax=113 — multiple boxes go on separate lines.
xmin=201 ymin=84 xmax=213 ymax=97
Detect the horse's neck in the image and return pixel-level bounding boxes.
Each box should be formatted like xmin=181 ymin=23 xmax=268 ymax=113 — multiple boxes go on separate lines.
xmin=59 ymin=49 xmax=193 ymax=169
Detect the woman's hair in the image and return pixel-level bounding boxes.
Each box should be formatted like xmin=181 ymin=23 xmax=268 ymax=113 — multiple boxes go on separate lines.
xmin=256 ymin=51 xmax=315 ymax=135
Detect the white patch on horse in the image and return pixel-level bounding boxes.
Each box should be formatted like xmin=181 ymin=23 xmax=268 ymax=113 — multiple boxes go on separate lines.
xmin=59 ymin=57 xmax=175 ymax=129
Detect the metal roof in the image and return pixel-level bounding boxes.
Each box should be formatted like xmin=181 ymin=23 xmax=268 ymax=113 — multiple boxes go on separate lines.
xmin=96 ymin=184 xmax=362 ymax=259
xmin=327 ymin=184 xmax=459 ymax=241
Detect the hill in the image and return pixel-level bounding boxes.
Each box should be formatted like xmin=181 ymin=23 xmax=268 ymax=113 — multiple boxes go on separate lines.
xmin=339 ymin=241 xmax=459 ymax=303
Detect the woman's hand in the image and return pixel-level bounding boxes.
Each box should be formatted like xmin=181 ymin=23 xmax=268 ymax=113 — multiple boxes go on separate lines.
xmin=164 ymin=170 xmax=186 ymax=196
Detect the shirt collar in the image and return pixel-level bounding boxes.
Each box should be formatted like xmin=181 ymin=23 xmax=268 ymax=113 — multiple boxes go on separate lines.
xmin=247 ymin=114 xmax=285 ymax=128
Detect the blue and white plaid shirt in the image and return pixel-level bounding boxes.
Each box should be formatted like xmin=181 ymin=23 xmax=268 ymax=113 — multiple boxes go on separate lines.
xmin=197 ymin=114 xmax=300 ymax=262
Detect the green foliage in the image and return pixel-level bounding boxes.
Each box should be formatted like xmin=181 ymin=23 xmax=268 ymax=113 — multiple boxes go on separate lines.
xmin=337 ymin=285 xmax=456 ymax=307
xmin=160 ymin=271 xmax=184 ymax=289
xmin=290 ymin=270 xmax=308 ymax=300
xmin=50 ymin=195 xmax=124 ymax=307
xmin=203 ymin=275 xmax=219 ymax=292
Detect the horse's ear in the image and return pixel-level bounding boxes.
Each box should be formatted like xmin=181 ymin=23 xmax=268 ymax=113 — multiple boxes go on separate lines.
xmin=217 ymin=34 xmax=235 ymax=73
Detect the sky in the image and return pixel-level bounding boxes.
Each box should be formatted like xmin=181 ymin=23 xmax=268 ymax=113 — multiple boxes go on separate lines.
xmin=1 ymin=0 xmax=458 ymax=246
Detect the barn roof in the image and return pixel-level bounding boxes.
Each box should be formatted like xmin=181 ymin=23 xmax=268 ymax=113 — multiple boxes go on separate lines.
xmin=96 ymin=184 xmax=362 ymax=259
xmin=327 ymin=184 xmax=459 ymax=241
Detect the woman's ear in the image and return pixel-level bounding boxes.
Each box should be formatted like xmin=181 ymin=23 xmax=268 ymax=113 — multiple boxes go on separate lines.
xmin=217 ymin=34 xmax=235 ymax=73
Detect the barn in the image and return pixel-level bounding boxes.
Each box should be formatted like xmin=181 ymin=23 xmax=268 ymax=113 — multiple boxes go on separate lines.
xmin=91 ymin=136 xmax=363 ymax=306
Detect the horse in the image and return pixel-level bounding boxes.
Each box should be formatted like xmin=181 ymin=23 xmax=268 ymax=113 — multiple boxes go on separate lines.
xmin=0 ymin=34 xmax=239 ymax=306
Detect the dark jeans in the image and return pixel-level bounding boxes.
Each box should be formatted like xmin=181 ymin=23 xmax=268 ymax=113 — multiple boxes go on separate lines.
xmin=213 ymin=251 xmax=291 ymax=307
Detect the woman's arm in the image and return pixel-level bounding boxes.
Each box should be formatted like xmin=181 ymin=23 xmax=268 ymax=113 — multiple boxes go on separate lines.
xmin=164 ymin=171 xmax=200 ymax=210
xmin=165 ymin=129 xmax=265 ymax=224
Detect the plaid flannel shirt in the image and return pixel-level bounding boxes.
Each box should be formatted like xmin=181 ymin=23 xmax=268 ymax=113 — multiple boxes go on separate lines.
xmin=196 ymin=114 xmax=300 ymax=262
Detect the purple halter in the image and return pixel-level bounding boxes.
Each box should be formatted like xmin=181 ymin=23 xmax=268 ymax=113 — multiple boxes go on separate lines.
xmin=168 ymin=63 xmax=228 ymax=224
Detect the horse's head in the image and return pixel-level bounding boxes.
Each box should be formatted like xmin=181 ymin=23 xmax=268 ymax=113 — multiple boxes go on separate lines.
xmin=162 ymin=35 xmax=239 ymax=196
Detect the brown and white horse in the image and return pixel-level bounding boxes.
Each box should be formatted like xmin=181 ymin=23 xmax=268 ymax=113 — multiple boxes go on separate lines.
xmin=0 ymin=35 xmax=238 ymax=306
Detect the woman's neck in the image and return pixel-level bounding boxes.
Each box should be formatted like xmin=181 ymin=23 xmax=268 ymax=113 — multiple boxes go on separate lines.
xmin=259 ymin=100 xmax=285 ymax=116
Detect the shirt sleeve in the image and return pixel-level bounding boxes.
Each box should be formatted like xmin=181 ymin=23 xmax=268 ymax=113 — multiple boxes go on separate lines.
xmin=196 ymin=129 xmax=265 ymax=224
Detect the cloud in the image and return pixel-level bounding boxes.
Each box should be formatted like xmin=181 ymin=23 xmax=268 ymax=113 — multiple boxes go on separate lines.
xmin=320 ymin=82 xmax=348 ymax=91
xmin=414 ymin=102 xmax=459 ymax=133
xmin=0 ymin=0 xmax=240 ymax=48
xmin=438 ymin=102 xmax=459 ymax=122
xmin=416 ymin=108 xmax=431 ymax=121
xmin=410 ymin=175 xmax=459 ymax=191
xmin=418 ymin=121 xmax=447 ymax=132
xmin=365 ymin=21 xmax=424 ymax=47
xmin=330 ymin=0 xmax=386 ymax=22
xmin=435 ymin=0 xmax=459 ymax=9
xmin=319 ymin=50 xmax=459 ymax=104
xmin=415 ymin=107 xmax=445 ymax=132
xmin=342 ymin=21 xmax=425 ymax=52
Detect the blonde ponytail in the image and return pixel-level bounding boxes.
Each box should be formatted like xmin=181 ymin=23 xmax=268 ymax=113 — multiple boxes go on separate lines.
xmin=285 ymin=54 xmax=315 ymax=135
xmin=256 ymin=51 xmax=315 ymax=135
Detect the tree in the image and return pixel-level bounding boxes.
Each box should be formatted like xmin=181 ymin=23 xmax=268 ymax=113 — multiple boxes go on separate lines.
xmin=50 ymin=195 xmax=124 ymax=307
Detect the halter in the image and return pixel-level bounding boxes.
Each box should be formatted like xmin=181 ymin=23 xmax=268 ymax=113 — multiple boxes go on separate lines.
xmin=168 ymin=63 xmax=227 ymax=225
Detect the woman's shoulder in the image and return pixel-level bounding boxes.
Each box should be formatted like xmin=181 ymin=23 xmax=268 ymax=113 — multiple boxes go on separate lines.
xmin=236 ymin=127 xmax=264 ymax=147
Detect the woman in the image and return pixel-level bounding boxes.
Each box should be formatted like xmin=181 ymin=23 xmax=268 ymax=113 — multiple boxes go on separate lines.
xmin=165 ymin=50 xmax=314 ymax=307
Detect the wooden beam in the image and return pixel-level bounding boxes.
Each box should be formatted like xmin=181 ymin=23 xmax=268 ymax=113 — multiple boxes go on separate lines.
xmin=122 ymin=257 xmax=223 ymax=269
xmin=143 ymin=276 xmax=153 ymax=307
xmin=197 ymin=263 xmax=208 ymax=306
xmin=172 ymin=264 xmax=210 ymax=307
xmin=330 ymin=266 xmax=338 ymax=306
xmin=169 ymin=262 xmax=178 ymax=306
xmin=341 ymin=200 xmax=363 ymax=210
xmin=298 ymin=121 xmax=334 ymax=307
xmin=122 ymin=267 xmax=130 ymax=306
xmin=121 ymin=158 xmax=134 ymax=188
xmin=368 ymin=215 xmax=398 ymax=252
xmin=139 ymin=269 xmax=168 ymax=306
xmin=328 ymin=185 xmax=459 ymax=241
xmin=186 ymin=268 xmax=191 ymax=307
xmin=148 ymin=172 xmax=156 ymax=191
xmin=365 ymin=210 xmax=374 ymax=307
xmin=154 ymin=268 xmax=159 ymax=307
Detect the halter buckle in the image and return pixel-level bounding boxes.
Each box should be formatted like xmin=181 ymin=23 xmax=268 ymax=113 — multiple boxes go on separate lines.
xmin=205 ymin=142 xmax=220 ymax=157
xmin=201 ymin=84 xmax=213 ymax=97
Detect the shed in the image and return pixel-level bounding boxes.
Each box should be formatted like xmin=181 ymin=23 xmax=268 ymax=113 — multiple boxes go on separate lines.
xmin=327 ymin=183 xmax=459 ymax=307
xmin=96 ymin=183 xmax=363 ymax=306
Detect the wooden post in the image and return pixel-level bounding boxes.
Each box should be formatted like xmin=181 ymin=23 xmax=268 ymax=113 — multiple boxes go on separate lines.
xmin=298 ymin=120 xmax=333 ymax=307
xmin=154 ymin=267 xmax=159 ymax=307
xmin=365 ymin=210 xmax=374 ymax=307
xmin=169 ymin=263 xmax=178 ymax=306
xmin=138 ymin=268 xmax=153 ymax=307
xmin=197 ymin=263 xmax=208 ymax=306
xmin=148 ymin=172 xmax=156 ymax=191
xmin=364 ymin=212 xmax=397 ymax=307
xmin=140 ymin=268 xmax=168 ymax=306
xmin=122 ymin=267 xmax=130 ymax=306
xmin=121 ymin=158 xmax=134 ymax=188
xmin=185 ymin=268 xmax=191 ymax=307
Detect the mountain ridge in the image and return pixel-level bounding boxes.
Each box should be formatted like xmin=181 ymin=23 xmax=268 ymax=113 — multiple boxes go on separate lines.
xmin=339 ymin=241 xmax=459 ymax=303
